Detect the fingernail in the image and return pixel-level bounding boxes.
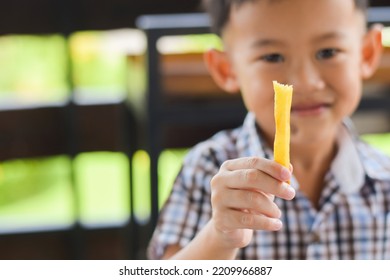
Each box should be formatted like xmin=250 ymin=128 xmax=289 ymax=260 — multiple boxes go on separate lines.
xmin=283 ymin=182 xmax=296 ymax=199
xmin=281 ymin=167 xmax=291 ymax=181
xmin=272 ymin=219 xmax=283 ymax=230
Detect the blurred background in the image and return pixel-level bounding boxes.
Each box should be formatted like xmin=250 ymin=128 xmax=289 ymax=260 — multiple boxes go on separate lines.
xmin=0 ymin=0 xmax=389 ymax=260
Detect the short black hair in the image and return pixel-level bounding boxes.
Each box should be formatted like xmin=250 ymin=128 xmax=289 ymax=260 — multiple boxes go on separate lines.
xmin=202 ymin=0 xmax=370 ymax=36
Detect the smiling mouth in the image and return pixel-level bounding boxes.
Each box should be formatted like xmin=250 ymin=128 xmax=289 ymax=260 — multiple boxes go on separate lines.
xmin=291 ymin=103 xmax=330 ymax=116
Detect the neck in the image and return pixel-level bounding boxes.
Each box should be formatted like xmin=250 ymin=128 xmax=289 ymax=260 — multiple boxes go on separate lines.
xmin=291 ymin=130 xmax=338 ymax=207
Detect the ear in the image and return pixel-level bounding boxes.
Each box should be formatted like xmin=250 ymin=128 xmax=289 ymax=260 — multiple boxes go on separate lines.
xmin=203 ymin=49 xmax=240 ymax=94
xmin=361 ymin=24 xmax=383 ymax=80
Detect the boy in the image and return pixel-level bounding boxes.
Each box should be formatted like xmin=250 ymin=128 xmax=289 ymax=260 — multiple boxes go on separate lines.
xmin=148 ymin=0 xmax=390 ymax=259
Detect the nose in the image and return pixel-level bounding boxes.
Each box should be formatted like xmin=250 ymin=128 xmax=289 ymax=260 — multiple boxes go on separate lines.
xmin=287 ymin=60 xmax=325 ymax=94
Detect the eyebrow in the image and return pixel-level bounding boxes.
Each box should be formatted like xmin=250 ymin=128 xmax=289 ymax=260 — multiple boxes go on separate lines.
xmin=251 ymin=38 xmax=286 ymax=49
xmin=313 ymin=31 xmax=347 ymax=43
xmin=251 ymin=31 xmax=347 ymax=49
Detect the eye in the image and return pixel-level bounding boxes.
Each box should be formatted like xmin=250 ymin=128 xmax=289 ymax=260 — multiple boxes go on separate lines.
xmin=316 ymin=48 xmax=339 ymax=60
xmin=260 ymin=53 xmax=285 ymax=63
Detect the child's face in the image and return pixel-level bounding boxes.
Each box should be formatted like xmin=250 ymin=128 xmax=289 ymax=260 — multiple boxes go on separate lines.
xmin=222 ymin=0 xmax=369 ymax=146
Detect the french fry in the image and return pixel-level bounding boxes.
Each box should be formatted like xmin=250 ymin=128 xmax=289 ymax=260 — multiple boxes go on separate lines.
xmin=273 ymin=81 xmax=293 ymax=181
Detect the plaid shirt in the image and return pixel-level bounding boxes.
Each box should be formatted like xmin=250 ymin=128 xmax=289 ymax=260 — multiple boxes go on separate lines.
xmin=148 ymin=113 xmax=390 ymax=259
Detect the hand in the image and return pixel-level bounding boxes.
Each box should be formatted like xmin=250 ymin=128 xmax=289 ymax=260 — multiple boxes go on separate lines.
xmin=209 ymin=156 xmax=295 ymax=249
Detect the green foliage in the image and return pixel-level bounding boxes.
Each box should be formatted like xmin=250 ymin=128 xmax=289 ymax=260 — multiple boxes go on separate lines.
xmin=74 ymin=152 xmax=131 ymax=226
xmin=0 ymin=156 xmax=71 ymax=206
xmin=383 ymin=27 xmax=390 ymax=46
xmin=0 ymin=156 xmax=75 ymax=230
xmin=69 ymin=31 xmax=128 ymax=96
xmin=361 ymin=133 xmax=390 ymax=156
xmin=0 ymin=35 xmax=68 ymax=102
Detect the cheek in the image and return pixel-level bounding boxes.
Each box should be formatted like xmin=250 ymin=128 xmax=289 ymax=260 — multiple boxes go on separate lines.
xmin=344 ymin=87 xmax=362 ymax=117
xmin=337 ymin=69 xmax=362 ymax=115
xmin=324 ymin=58 xmax=362 ymax=116
xmin=241 ymin=81 xmax=275 ymax=135
xmin=237 ymin=73 xmax=273 ymax=118
xmin=240 ymin=77 xmax=272 ymax=112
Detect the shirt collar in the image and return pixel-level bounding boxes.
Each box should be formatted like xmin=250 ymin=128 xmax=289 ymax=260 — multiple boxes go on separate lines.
xmin=332 ymin=121 xmax=390 ymax=191
xmin=330 ymin=124 xmax=365 ymax=194
xmin=236 ymin=112 xmax=270 ymax=159
xmin=357 ymin=135 xmax=390 ymax=183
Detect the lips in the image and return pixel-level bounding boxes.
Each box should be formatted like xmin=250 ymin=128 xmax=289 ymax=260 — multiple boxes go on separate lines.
xmin=291 ymin=103 xmax=330 ymax=116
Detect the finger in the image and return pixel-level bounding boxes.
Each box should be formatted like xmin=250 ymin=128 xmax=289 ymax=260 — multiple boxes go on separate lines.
xmin=217 ymin=208 xmax=283 ymax=231
xmin=220 ymin=168 xmax=295 ymax=200
xmin=220 ymin=189 xmax=281 ymax=218
xmin=221 ymin=157 xmax=291 ymax=182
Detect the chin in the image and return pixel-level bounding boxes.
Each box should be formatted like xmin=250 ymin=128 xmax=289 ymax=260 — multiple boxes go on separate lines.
xmin=291 ymin=124 xmax=336 ymax=146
